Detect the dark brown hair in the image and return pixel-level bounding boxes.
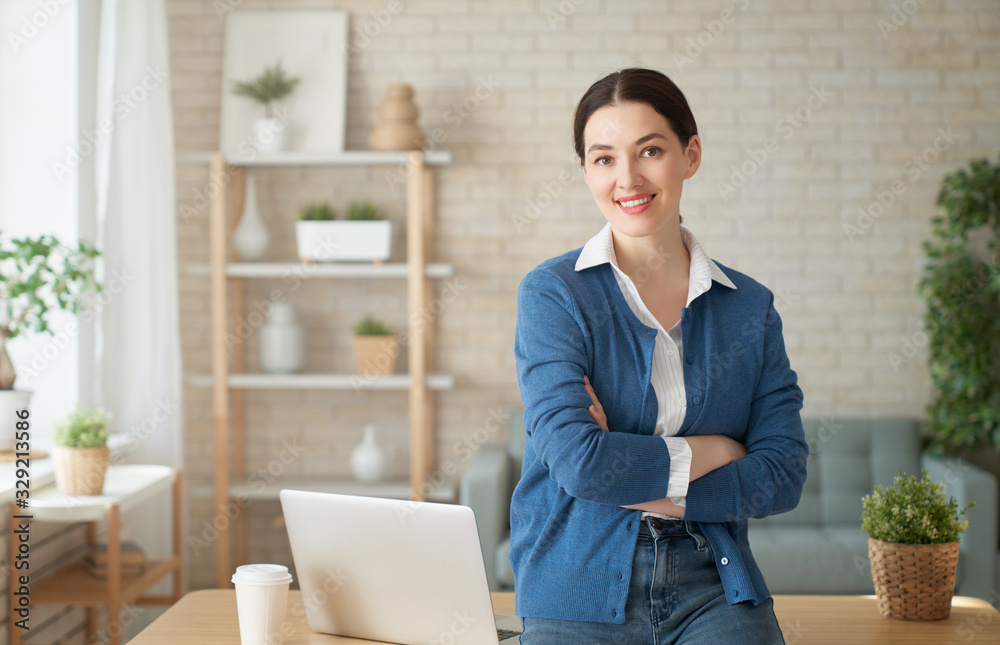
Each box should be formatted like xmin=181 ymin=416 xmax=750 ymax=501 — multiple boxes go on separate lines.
xmin=573 ymin=68 xmax=698 ymax=162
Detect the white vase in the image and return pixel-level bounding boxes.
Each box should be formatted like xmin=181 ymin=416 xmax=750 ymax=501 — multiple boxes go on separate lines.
xmin=0 ymin=390 xmax=31 ymax=452
xmin=232 ymin=174 xmax=269 ymax=261
xmin=260 ymin=303 xmax=304 ymax=374
xmin=350 ymin=425 xmax=386 ymax=485
xmin=252 ymin=117 xmax=287 ymax=154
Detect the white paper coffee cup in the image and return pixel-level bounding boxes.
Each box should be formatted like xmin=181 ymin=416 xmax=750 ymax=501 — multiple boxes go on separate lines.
xmin=232 ymin=564 xmax=294 ymax=645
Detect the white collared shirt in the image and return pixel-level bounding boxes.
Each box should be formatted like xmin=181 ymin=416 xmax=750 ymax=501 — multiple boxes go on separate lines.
xmin=575 ymin=224 xmax=738 ymax=509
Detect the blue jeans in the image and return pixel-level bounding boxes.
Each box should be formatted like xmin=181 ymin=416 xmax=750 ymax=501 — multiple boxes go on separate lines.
xmin=520 ymin=517 xmax=785 ymax=644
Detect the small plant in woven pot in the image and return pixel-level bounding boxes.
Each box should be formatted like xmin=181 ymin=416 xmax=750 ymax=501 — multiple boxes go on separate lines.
xmin=862 ymin=469 xmax=973 ymax=621
xmin=352 ymin=315 xmax=399 ymax=377
xmin=53 ymin=406 xmax=111 ymax=496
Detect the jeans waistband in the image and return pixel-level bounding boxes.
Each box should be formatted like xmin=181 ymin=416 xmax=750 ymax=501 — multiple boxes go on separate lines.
xmin=640 ymin=516 xmax=703 ymax=539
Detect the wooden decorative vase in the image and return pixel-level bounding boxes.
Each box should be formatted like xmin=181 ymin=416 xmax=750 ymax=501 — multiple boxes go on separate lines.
xmin=368 ymin=83 xmax=426 ymax=151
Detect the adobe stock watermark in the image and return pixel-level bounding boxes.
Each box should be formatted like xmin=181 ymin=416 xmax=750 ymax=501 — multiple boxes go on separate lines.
xmin=396 ymin=407 xmax=510 ymax=521
xmin=509 ymin=168 xmax=576 ymax=233
xmin=673 ymin=0 xmax=751 ymax=71
xmin=51 ymin=65 xmax=170 ymax=182
xmin=877 ymin=0 xmax=927 ymax=41
xmin=188 ymin=438 xmax=305 ymax=556
xmin=544 ymin=0 xmax=590 ymax=30
xmin=884 ymin=259 xmax=994 ymax=372
xmin=15 ymin=268 xmax=136 ymax=385
xmin=844 ymin=126 xmax=959 ymax=243
xmin=716 ymin=84 xmax=832 ymax=200
xmin=345 ymin=0 xmax=416 ymax=56
xmin=383 ymin=75 xmax=501 ymax=192
xmin=350 ymin=277 xmax=466 ymax=391
xmin=6 ymin=0 xmax=72 ymax=55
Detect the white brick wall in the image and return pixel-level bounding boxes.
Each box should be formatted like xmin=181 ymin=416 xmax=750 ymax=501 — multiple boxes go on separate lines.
xmin=170 ymin=0 xmax=1000 ymax=588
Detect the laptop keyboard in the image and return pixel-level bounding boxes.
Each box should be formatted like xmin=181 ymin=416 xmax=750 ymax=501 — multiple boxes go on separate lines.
xmin=497 ymin=627 xmax=520 ymax=641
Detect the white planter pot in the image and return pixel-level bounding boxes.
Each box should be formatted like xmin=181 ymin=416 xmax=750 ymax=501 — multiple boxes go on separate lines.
xmin=0 ymin=390 xmax=32 ymax=451
xmin=260 ymin=303 xmax=305 ymax=374
xmin=252 ymin=117 xmax=288 ymax=154
xmin=296 ymin=221 xmax=392 ymax=262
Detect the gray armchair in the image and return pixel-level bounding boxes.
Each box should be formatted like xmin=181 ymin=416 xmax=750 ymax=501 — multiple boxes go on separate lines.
xmin=460 ymin=414 xmax=999 ymax=602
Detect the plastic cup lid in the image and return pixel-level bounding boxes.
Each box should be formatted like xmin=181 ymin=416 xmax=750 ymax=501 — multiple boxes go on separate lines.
xmin=232 ymin=563 xmax=293 ymax=586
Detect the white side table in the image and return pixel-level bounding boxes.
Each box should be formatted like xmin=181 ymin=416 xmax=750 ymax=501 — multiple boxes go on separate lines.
xmin=9 ymin=465 xmax=182 ymax=645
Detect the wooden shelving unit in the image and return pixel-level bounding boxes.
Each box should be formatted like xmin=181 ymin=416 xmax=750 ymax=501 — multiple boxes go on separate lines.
xmin=9 ymin=466 xmax=182 ymax=645
xmin=196 ymin=150 xmax=453 ymax=587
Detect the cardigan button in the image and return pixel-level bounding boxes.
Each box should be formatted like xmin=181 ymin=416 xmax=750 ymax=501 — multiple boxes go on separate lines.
xmin=693 ymin=396 xmax=701 ymax=405
xmin=686 ymin=356 xmax=693 ymax=364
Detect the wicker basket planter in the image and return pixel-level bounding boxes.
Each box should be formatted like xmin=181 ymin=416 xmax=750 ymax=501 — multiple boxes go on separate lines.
xmin=352 ymin=335 xmax=400 ymax=376
xmin=868 ymin=537 xmax=960 ymax=621
xmin=53 ymin=446 xmax=110 ymax=496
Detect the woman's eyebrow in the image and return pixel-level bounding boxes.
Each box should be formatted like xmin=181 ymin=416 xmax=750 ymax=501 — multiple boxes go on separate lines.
xmin=587 ymin=133 xmax=667 ymax=155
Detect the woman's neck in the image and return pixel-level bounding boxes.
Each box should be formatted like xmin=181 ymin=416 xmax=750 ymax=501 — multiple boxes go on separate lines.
xmin=611 ymin=223 xmax=690 ymax=286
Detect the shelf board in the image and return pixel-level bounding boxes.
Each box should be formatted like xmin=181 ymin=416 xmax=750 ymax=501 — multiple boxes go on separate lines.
xmin=29 ymin=466 xmax=175 ymax=523
xmin=186 ymin=373 xmax=455 ymax=391
xmin=226 ymin=478 xmax=456 ymax=504
xmin=185 ymin=262 xmax=454 ymax=279
xmin=184 ymin=150 xmax=452 ymax=167
xmin=31 ymin=556 xmax=180 ymax=606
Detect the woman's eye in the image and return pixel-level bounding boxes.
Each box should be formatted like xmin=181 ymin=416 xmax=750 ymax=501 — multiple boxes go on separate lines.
xmin=642 ymin=147 xmax=661 ymax=158
xmin=594 ymin=156 xmax=612 ymax=166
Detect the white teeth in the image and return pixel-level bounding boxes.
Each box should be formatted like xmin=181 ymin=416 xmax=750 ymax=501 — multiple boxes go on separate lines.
xmin=618 ymin=195 xmax=652 ymax=208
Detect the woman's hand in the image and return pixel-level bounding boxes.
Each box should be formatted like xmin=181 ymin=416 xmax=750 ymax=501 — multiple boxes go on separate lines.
xmin=584 ymin=375 xmax=609 ymax=431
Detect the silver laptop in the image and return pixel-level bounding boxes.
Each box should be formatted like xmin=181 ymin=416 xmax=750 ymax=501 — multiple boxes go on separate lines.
xmin=280 ymin=489 xmax=522 ymax=644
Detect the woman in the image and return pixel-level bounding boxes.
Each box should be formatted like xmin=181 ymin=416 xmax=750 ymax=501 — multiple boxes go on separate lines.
xmin=511 ymin=68 xmax=808 ymax=644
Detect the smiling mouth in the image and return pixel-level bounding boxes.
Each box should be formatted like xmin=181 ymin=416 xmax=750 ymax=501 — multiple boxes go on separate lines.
xmin=617 ymin=195 xmax=654 ymax=208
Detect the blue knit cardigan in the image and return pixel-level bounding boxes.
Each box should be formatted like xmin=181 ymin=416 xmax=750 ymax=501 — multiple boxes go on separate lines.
xmin=511 ymin=247 xmax=808 ymax=624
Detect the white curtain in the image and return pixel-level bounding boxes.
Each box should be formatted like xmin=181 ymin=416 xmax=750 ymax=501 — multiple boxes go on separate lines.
xmin=93 ymin=0 xmax=183 ymax=625
xmin=95 ymin=0 xmax=182 ymax=468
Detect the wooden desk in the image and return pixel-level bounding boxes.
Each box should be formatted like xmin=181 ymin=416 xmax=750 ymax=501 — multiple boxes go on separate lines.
xmin=131 ymin=590 xmax=1000 ymax=644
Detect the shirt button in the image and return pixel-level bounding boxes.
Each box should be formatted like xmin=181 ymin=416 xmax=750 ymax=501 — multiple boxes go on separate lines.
xmin=666 ymin=348 xmax=675 ymax=357
xmin=721 ymin=557 xmax=729 ymax=565
xmin=679 ymin=398 xmax=686 ymax=407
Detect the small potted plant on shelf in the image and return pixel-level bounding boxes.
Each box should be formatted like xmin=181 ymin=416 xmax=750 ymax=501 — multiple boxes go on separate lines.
xmin=352 ymin=315 xmax=399 ymax=377
xmin=295 ymin=200 xmax=392 ymax=263
xmin=862 ymin=469 xmax=973 ymax=621
xmin=0 ymin=234 xmax=101 ymax=450
xmin=230 ymin=60 xmax=300 ymax=154
xmin=53 ymin=406 xmax=112 ymax=496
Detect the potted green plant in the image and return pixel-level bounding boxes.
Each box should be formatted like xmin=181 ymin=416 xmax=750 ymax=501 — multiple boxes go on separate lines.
xmin=52 ymin=406 xmax=111 ymax=495
xmin=0 ymin=234 xmax=100 ymax=449
xmin=862 ymin=469 xmax=973 ymax=621
xmin=919 ymin=156 xmax=1000 ymax=465
xmin=230 ymin=60 xmax=301 ymax=154
xmin=352 ymin=315 xmax=399 ymax=377
xmin=295 ymin=200 xmax=391 ymax=263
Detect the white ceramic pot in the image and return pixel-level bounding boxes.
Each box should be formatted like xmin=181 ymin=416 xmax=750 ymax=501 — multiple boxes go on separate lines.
xmin=232 ymin=174 xmax=269 ymax=261
xmin=252 ymin=117 xmax=287 ymax=154
xmin=260 ymin=303 xmax=305 ymax=374
xmin=295 ymin=221 xmax=392 ymax=262
xmin=0 ymin=390 xmax=32 ymax=452
xmin=350 ymin=425 xmax=386 ymax=485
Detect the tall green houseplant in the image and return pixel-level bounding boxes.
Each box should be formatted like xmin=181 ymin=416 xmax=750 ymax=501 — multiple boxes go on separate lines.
xmin=0 ymin=234 xmax=101 ymax=389
xmin=920 ymin=155 xmax=1000 ymax=454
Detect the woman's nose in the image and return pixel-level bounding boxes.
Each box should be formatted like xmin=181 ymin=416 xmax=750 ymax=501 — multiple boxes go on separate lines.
xmin=617 ymin=159 xmax=642 ymax=189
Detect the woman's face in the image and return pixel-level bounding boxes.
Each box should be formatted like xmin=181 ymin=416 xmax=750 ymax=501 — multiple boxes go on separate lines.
xmin=581 ymin=101 xmax=700 ymax=240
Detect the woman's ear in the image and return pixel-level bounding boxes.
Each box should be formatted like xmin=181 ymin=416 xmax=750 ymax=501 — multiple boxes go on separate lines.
xmin=683 ymin=134 xmax=702 ymax=180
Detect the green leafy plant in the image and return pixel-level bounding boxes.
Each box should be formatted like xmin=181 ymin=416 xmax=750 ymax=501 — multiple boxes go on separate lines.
xmin=353 ymin=315 xmax=394 ymax=336
xmin=299 ymin=202 xmax=338 ymax=221
xmin=345 ymin=201 xmax=381 ymax=221
xmin=230 ymin=61 xmax=300 ymax=118
xmin=0 ymin=234 xmax=101 ymax=390
xmin=919 ymin=155 xmax=1000 ymax=454
xmin=862 ymin=469 xmax=973 ymax=544
xmin=53 ymin=406 xmax=110 ymax=448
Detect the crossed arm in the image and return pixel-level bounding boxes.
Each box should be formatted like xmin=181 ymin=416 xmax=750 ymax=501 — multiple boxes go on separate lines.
xmin=583 ymin=375 xmax=746 ymax=517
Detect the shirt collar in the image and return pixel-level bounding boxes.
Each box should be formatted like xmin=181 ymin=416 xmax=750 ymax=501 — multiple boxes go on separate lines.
xmin=575 ymin=223 xmax=737 ymax=295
